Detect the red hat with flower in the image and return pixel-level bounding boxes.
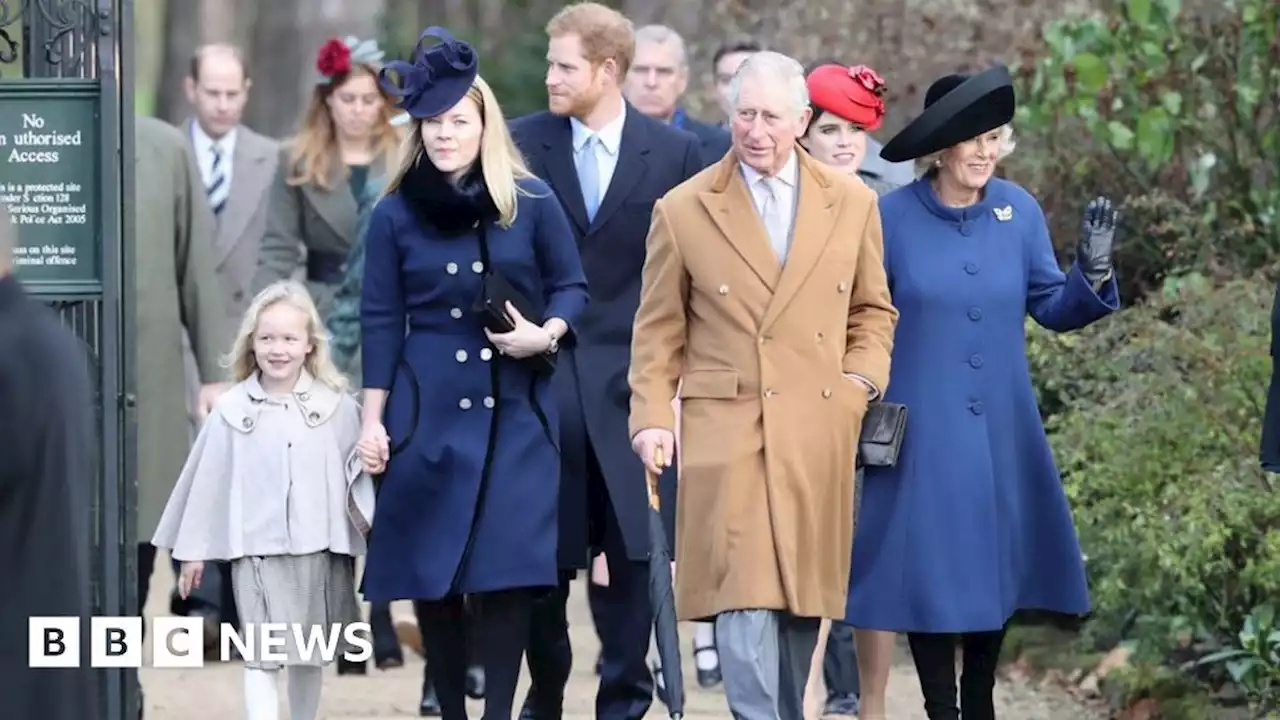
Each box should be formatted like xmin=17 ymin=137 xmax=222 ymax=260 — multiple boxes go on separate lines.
xmin=806 ymin=64 xmax=888 ymax=132
xmin=315 ymin=36 xmax=386 ymax=85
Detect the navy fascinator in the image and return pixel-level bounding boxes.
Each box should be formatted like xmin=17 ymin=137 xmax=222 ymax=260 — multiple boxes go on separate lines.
xmin=379 ymin=27 xmax=479 ymax=120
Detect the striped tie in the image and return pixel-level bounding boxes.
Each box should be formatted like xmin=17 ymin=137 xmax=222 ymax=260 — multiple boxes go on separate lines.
xmin=207 ymin=143 xmax=228 ymax=215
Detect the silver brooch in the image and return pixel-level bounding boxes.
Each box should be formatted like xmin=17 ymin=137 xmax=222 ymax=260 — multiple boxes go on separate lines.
xmin=994 ymin=205 xmax=1014 ymax=222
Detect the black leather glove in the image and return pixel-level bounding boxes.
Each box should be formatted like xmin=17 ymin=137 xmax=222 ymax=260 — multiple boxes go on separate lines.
xmin=1078 ymin=196 xmax=1118 ymax=286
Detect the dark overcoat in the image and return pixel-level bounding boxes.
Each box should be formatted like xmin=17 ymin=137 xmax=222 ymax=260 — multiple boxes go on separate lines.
xmin=511 ymin=107 xmax=702 ymax=567
xmin=0 ymin=276 xmax=98 ymax=720
xmin=359 ymin=175 xmax=588 ymax=601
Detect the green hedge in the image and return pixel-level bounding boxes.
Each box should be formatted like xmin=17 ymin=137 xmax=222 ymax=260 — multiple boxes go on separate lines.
xmin=1026 ymin=273 xmax=1280 ymax=712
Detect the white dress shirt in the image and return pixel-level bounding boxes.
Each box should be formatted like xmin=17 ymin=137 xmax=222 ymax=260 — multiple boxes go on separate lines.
xmin=570 ymin=100 xmax=627 ymax=202
xmin=191 ymin=121 xmax=238 ymax=190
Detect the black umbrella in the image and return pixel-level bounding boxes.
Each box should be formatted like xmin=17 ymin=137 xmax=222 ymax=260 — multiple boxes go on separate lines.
xmin=646 ymin=448 xmax=685 ymax=719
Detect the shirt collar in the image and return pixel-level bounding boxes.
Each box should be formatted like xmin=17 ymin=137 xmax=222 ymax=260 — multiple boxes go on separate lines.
xmin=739 ymin=149 xmax=799 ymax=190
xmin=191 ymin=120 xmax=236 ymax=155
xmin=571 ymin=100 xmax=626 ymax=156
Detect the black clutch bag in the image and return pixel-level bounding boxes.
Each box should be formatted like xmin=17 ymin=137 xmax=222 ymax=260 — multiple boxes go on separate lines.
xmin=470 ymin=223 xmax=557 ymax=375
xmin=858 ymin=401 xmax=907 ymax=468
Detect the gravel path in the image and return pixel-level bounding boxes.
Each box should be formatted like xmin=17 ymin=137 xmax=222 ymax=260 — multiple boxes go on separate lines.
xmin=140 ymin=554 xmax=1100 ymax=718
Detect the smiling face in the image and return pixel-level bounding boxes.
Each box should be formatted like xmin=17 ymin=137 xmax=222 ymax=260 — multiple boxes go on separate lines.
xmin=937 ymin=126 xmax=1002 ymax=191
xmin=252 ymin=301 xmax=313 ymax=387
xmin=801 ymin=111 xmax=868 ymax=176
xmin=420 ymin=92 xmax=483 ymax=176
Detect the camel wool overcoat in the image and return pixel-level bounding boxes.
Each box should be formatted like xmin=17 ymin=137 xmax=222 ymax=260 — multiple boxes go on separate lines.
xmin=629 ymin=149 xmax=898 ymax=622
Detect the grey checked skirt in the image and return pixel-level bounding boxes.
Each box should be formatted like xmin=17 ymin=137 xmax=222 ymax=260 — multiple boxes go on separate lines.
xmin=230 ymin=551 xmax=362 ymax=669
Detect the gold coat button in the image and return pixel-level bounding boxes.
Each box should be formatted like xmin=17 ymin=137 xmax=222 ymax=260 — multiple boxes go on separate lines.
xmin=718 ymin=285 xmax=729 ymax=295
xmin=838 ymin=281 xmax=849 ymax=292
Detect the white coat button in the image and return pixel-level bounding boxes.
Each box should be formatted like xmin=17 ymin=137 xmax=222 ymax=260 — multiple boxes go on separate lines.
xmin=763 ymin=388 xmax=776 ymax=398
xmin=480 ymin=348 xmax=493 ymax=361
xmin=450 ymin=307 xmax=463 ymax=319
xmin=472 ymin=261 xmax=485 ymax=273
xmin=456 ymin=350 xmax=468 ymax=362
xmin=446 ymin=262 xmax=458 ymax=274
xmin=459 ymin=398 xmax=472 ymax=409
xmin=483 ymin=396 xmax=495 ymax=408
xmin=718 ymin=284 xmax=729 ymax=295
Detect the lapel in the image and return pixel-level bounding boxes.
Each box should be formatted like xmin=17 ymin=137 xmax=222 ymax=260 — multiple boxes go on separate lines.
xmin=213 ymin=126 xmax=275 ymax=267
xmin=760 ymin=149 xmax=842 ymax=331
xmin=588 ymin=106 xmax=648 ymax=233
xmin=540 ymin=119 xmax=589 ymax=234
xmin=301 ymin=155 xmax=360 ymax=241
xmin=698 ymin=154 xmax=781 ymax=291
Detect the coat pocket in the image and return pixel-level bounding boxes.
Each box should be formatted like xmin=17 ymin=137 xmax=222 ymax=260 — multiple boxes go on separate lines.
xmin=679 ymin=369 xmax=740 ymax=399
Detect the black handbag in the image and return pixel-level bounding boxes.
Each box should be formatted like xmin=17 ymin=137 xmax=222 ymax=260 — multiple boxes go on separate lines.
xmin=858 ymin=401 xmax=907 ymax=468
xmin=469 ymin=223 xmax=557 ymax=375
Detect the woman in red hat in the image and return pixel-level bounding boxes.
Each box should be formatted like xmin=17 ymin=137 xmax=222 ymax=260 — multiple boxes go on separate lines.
xmin=797 ymin=62 xmax=902 ymax=720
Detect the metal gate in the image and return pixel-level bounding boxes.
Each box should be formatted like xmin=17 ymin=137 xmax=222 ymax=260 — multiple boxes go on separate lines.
xmin=0 ymin=1 xmax=135 ymax=718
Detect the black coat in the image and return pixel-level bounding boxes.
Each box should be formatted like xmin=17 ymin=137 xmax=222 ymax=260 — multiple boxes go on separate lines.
xmin=0 ymin=275 xmax=98 ymax=720
xmin=677 ymin=114 xmax=732 ymax=168
xmin=511 ymin=106 xmax=702 ymax=567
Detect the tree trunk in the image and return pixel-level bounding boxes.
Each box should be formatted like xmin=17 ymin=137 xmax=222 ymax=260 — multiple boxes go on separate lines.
xmin=155 ymin=0 xmax=201 ymax=124
xmin=244 ymin=0 xmax=304 ymax=139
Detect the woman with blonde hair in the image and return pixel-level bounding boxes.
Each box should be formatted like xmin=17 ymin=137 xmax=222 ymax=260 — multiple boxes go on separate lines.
xmin=354 ymin=27 xmax=588 ymax=720
xmin=152 ymin=280 xmax=374 ymax=720
xmin=253 ymin=36 xmax=403 ymax=315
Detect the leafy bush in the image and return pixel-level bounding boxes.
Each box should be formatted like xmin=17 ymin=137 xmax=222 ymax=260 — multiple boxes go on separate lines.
xmin=1028 ymin=273 xmax=1280 ymax=710
xmin=1011 ymin=0 xmax=1280 ymax=301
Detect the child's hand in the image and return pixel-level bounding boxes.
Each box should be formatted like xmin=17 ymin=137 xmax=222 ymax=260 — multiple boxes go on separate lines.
xmin=358 ymin=422 xmax=390 ymax=474
xmin=177 ymin=561 xmax=204 ymax=600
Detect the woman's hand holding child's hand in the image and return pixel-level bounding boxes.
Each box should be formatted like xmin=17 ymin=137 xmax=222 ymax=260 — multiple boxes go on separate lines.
xmin=358 ymin=422 xmax=391 ymax=474
xmin=177 ymin=561 xmax=204 ymax=600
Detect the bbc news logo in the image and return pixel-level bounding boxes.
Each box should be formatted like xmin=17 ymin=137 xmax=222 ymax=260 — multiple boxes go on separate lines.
xmin=29 ymin=617 xmax=373 ymax=667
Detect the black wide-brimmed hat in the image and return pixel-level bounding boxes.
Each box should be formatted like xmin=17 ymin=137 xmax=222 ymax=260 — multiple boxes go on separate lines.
xmin=879 ymin=65 xmax=1015 ymax=163
xmin=379 ymin=27 xmax=478 ymax=120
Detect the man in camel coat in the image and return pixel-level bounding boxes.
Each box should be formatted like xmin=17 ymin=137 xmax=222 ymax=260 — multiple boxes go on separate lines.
xmin=628 ymin=51 xmax=897 ymax=719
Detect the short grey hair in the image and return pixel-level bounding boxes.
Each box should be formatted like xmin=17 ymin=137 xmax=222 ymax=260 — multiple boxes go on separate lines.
xmin=634 ymin=24 xmax=687 ymax=69
xmin=727 ymin=51 xmax=809 ymax=118
xmin=923 ymin=124 xmax=1018 ymax=170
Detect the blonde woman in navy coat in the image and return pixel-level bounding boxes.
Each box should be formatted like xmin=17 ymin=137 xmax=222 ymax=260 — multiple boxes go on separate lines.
xmin=354 ymin=28 xmax=588 ymax=720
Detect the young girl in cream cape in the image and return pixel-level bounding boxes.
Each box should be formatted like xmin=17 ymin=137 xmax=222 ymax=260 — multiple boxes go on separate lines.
xmin=152 ymin=280 xmax=375 ymax=720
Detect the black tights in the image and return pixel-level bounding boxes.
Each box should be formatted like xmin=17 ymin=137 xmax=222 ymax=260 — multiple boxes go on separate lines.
xmin=907 ymin=628 xmax=1006 ymax=720
xmin=416 ymin=589 xmax=535 ymax=720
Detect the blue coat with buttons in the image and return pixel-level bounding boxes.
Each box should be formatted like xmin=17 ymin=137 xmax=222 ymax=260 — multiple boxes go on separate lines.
xmin=845 ymin=177 xmax=1119 ymax=633
xmin=358 ymin=177 xmax=588 ymax=601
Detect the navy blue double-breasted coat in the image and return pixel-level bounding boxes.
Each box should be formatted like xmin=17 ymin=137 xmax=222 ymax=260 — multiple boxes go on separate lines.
xmin=358 ymin=177 xmax=588 ymax=601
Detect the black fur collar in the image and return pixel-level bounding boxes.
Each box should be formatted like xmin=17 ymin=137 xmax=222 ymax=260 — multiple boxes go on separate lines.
xmin=398 ymin=155 xmax=498 ymax=236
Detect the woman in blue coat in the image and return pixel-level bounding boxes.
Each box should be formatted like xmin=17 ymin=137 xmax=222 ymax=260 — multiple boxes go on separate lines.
xmin=354 ymin=27 xmax=588 ymax=720
xmin=845 ymin=65 xmax=1120 ymax=720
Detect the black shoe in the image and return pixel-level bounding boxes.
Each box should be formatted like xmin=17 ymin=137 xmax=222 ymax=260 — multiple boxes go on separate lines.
xmin=337 ymin=656 xmax=367 ymax=675
xmin=823 ymin=693 xmax=860 ymax=716
xmin=519 ymin=693 xmax=559 ymax=719
xmin=465 ymin=664 xmax=485 ymax=700
xmin=374 ymin=649 xmax=404 ymax=670
xmin=694 ymin=643 xmax=722 ymax=688
xmin=419 ymin=680 xmax=442 ymax=716
xmin=517 ymin=700 xmax=537 ymax=720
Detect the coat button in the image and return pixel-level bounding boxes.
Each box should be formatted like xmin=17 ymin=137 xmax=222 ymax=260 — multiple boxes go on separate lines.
xmin=309 ymin=411 xmax=320 ymax=422
xmin=969 ymin=401 xmax=985 ymax=415
xmin=456 ymin=350 xmax=468 ymax=362
xmin=763 ymin=388 xmax=776 ymax=398
xmin=446 ymin=262 xmax=458 ymax=275
xmin=450 ymin=307 xmax=463 ymax=319
xmin=480 ymin=348 xmax=493 ymax=361
xmin=298 ymin=392 xmax=310 ymax=401
xmin=472 ymin=261 xmax=484 ymax=273
xmin=969 ymin=354 xmax=983 ymax=369
xmin=815 ymin=332 xmax=825 ymax=342
xmin=965 ymin=262 xmax=979 ymax=275
xmin=960 ymin=222 xmax=973 ymax=237
xmin=837 ymin=281 xmax=849 ymax=292
xmin=242 ymin=417 xmax=253 ymax=429
xmin=459 ymin=398 xmax=472 ymax=409
xmin=718 ymin=285 xmax=729 ymax=295
xmin=968 ymin=307 xmax=982 ymax=321
xmin=822 ymin=388 xmax=832 ymax=398
xmin=483 ymin=396 xmax=495 ymax=408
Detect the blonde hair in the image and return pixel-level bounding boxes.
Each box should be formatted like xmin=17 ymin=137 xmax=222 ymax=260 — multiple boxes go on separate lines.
xmin=224 ymin=280 xmax=348 ymax=392
xmin=547 ymin=2 xmax=635 ymax=78
xmin=922 ymin=124 xmax=1017 ymax=172
xmin=285 ymin=63 xmax=402 ymax=190
xmin=384 ymin=75 xmax=537 ymax=228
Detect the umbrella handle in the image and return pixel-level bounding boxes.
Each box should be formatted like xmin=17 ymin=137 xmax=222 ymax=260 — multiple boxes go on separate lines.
xmin=646 ymin=446 xmax=665 ymax=511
